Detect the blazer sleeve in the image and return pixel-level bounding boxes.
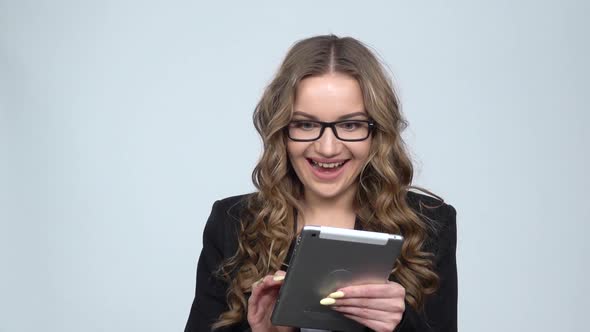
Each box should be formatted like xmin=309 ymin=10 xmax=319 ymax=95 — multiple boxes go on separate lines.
xmin=185 ymin=200 xmax=233 ymax=332
xmin=394 ymin=204 xmax=458 ymax=332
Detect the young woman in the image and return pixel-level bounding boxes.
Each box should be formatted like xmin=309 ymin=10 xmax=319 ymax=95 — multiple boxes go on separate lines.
xmin=185 ymin=35 xmax=457 ymax=332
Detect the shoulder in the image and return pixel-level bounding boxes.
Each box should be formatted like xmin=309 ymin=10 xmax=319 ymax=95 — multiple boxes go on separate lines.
xmin=406 ymin=190 xmax=457 ymax=255
xmin=205 ymin=193 xmax=253 ymax=232
xmin=202 ymin=193 xmax=254 ymax=255
xmin=406 ymin=190 xmax=456 ymax=226
xmin=211 ymin=193 xmax=253 ymax=220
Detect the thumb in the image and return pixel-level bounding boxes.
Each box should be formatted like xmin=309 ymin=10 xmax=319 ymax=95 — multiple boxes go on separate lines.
xmin=274 ymin=270 xmax=286 ymax=277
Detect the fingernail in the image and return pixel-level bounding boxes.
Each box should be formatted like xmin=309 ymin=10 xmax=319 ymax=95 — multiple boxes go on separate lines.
xmin=320 ymin=298 xmax=336 ymax=305
xmin=328 ymin=291 xmax=345 ymax=299
xmin=273 ymin=275 xmax=285 ymax=281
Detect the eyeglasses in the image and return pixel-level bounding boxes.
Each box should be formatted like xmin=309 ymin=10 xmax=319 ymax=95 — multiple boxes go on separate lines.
xmin=286 ymin=119 xmax=375 ymax=142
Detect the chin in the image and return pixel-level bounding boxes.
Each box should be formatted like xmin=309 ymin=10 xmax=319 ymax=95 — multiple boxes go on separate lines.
xmin=306 ymin=182 xmax=354 ymax=200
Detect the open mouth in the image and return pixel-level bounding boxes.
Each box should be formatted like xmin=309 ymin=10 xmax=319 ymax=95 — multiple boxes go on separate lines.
xmin=306 ymin=158 xmax=349 ymax=171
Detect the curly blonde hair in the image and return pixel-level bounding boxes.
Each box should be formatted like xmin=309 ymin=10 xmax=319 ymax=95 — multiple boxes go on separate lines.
xmin=213 ymin=35 xmax=439 ymax=329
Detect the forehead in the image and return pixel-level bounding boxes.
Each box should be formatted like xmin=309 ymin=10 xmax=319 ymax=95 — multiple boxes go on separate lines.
xmin=293 ymin=73 xmax=366 ymax=120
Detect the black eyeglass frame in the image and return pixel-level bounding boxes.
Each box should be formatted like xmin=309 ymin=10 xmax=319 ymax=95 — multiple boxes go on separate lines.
xmin=285 ymin=119 xmax=375 ymax=142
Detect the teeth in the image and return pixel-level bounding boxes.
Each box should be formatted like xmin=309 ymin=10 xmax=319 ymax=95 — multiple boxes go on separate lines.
xmin=311 ymin=160 xmax=345 ymax=168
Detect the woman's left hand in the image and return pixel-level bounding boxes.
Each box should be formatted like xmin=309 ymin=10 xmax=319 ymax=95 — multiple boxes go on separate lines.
xmin=321 ymin=281 xmax=406 ymax=332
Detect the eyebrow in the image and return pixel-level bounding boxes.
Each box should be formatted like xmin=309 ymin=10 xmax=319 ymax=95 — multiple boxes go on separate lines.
xmin=292 ymin=111 xmax=369 ymax=121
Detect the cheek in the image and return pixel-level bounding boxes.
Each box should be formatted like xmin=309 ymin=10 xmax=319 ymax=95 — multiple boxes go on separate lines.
xmin=286 ymin=142 xmax=307 ymax=163
xmin=351 ymin=141 xmax=372 ymax=161
xmin=286 ymin=142 xmax=296 ymax=159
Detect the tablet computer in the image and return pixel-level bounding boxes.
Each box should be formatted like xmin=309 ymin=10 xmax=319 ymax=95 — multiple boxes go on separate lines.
xmin=271 ymin=225 xmax=404 ymax=332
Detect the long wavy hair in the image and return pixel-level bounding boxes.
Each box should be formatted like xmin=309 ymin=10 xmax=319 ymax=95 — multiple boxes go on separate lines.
xmin=212 ymin=35 xmax=439 ymax=329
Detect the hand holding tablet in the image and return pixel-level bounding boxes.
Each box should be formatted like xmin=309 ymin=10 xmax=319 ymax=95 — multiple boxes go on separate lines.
xmin=247 ymin=270 xmax=295 ymax=332
xmin=320 ymin=281 xmax=406 ymax=332
xmin=271 ymin=226 xmax=404 ymax=332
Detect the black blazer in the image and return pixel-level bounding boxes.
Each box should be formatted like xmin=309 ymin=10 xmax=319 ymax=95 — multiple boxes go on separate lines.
xmin=185 ymin=191 xmax=457 ymax=332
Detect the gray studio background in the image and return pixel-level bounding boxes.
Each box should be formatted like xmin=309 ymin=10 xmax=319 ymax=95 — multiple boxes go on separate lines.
xmin=1 ymin=1 xmax=588 ymax=331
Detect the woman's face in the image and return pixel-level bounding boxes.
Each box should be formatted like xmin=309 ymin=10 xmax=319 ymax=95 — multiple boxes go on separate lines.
xmin=287 ymin=72 xmax=372 ymax=202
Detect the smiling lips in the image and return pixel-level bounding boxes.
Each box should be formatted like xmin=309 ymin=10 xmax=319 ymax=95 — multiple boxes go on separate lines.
xmin=306 ymin=158 xmax=350 ymax=179
xmin=309 ymin=158 xmax=347 ymax=168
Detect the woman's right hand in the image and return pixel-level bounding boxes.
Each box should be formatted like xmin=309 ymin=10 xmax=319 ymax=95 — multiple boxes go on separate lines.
xmin=247 ymin=270 xmax=295 ymax=332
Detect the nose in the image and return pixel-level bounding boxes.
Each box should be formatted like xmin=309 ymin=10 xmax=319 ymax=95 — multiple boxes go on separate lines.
xmin=314 ymin=127 xmax=342 ymax=157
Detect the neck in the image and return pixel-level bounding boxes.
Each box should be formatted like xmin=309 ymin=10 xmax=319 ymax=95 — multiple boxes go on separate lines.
xmin=299 ymin=187 xmax=357 ymax=229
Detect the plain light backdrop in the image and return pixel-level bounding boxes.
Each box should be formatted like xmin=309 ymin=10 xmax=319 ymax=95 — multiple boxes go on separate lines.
xmin=1 ymin=1 xmax=588 ymax=331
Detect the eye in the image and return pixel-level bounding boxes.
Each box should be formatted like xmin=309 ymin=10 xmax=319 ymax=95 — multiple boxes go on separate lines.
xmin=337 ymin=121 xmax=364 ymax=131
xmin=291 ymin=121 xmax=319 ymax=131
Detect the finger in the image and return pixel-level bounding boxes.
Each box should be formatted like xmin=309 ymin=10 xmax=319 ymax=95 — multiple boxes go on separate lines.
xmin=272 ymin=271 xmax=286 ymax=282
xmin=277 ymin=327 xmax=297 ymax=332
xmin=251 ymin=272 xmax=285 ymax=291
xmin=248 ymin=275 xmax=282 ymax=319
xmin=342 ymin=313 xmax=395 ymax=332
xmin=248 ymin=276 xmax=271 ymax=308
xmin=332 ymin=305 xmax=401 ymax=322
xmin=327 ymin=297 xmax=404 ymax=312
xmin=336 ymin=282 xmax=405 ymax=299
xmin=248 ymin=274 xmax=286 ymax=306
xmin=248 ymin=287 xmax=280 ymax=322
xmin=255 ymin=287 xmax=280 ymax=315
xmin=251 ymin=277 xmax=264 ymax=290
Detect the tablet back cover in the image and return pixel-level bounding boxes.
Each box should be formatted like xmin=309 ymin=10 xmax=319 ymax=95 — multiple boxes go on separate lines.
xmin=271 ymin=226 xmax=403 ymax=332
